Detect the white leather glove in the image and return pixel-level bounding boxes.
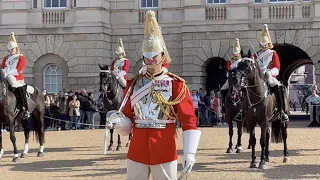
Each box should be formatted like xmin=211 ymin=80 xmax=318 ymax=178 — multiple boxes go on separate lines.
xmin=264 ymin=70 xmax=271 ymax=78
xmin=107 ymin=111 xmax=132 ymax=136
xmin=182 ymin=154 xmax=195 ymax=174
xmin=182 ymin=130 xmax=201 ymax=175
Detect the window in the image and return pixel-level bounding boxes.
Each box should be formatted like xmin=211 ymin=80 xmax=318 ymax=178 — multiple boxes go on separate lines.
xmin=269 ymin=0 xmax=295 ymax=3
xmin=44 ymin=0 xmax=67 ymax=8
xmin=253 ymin=0 xmax=263 ymax=3
xmin=43 ymin=64 xmax=63 ymax=93
xmin=33 ymin=0 xmax=37 ymax=8
xmin=141 ymin=0 xmax=158 ymax=8
xmin=207 ymin=0 xmax=227 ymax=3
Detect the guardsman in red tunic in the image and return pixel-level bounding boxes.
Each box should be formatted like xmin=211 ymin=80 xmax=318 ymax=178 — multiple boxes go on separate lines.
xmin=220 ymin=38 xmax=242 ymax=113
xmin=106 ymin=10 xmax=201 ymax=180
xmin=234 ymin=24 xmax=289 ymax=122
xmin=1 ymin=32 xmax=30 ymax=119
xmin=111 ymin=38 xmax=130 ymax=88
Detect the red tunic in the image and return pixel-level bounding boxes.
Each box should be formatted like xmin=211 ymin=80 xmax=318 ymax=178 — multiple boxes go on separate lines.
xmin=122 ymin=74 xmax=198 ymax=165
xmin=253 ymin=50 xmax=280 ymax=79
xmin=111 ymin=59 xmax=130 ymax=79
xmin=226 ymin=60 xmax=231 ymax=72
xmin=1 ymin=55 xmax=26 ymax=81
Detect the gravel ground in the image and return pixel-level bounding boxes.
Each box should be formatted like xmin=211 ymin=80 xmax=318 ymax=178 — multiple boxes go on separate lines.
xmin=0 ymin=120 xmax=320 ymax=180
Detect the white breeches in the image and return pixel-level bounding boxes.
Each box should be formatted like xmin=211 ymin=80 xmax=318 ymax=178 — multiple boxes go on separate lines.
xmin=6 ymin=75 xmax=25 ymax=88
xmin=127 ymin=159 xmax=177 ymax=180
xmin=221 ymin=80 xmax=229 ymax=90
xmin=117 ymin=76 xmax=127 ymax=87
xmin=267 ymin=76 xmax=280 ymax=87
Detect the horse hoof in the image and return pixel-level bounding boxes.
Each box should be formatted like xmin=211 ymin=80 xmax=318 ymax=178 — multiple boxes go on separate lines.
xmin=236 ymin=148 xmax=242 ymax=153
xmin=20 ymin=153 xmax=28 ymax=158
xmin=116 ymin=146 xmax=122 ymax=151
xmin=265 ymin=158 xmax=269 ymax=162
xmin=37 ymin=152 xmax=45 ymax=157
xmin=258 ymin=162 xmax=268 ymax=170
xmin=226 ymin=148 xmax=232 ymax=153
xmin=125 ymin=143 xmax=130 ymax=147
xmin=283 ymin=156 xmax=290 ymax=163
xmin=107 ymin=146 xmax=113 ymax=151
xmin=12 ymin=157 xmax=20 ymax=162
xmin=249 ymin=162 xmax=257 ymax=168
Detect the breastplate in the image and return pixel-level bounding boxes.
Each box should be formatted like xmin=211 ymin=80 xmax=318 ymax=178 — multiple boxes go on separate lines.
xmin=130 ymin=74 xmax=175 ymax=129
xmin=257 ymin=50 xmax=273 ymax=69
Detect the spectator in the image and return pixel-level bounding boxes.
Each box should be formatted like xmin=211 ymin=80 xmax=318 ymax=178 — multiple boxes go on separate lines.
xmin=59 ymin=93 xmax=69 ymax=130
xmin=78 ymin=89 xmax=89 ymax=129
xmin=190 ymin=90 xmax=199 ymax=118
xmin=50 ymin=93 xmax=60 ymax=130
xmin=97 ymin=92 xmax=106 ymax=129
xmin=209 ymin=91 xmax=217 ymax=126
xmin=69 ymin=95 xmax=81 ymax=130
xmin=43 ymin=89 xmax=50 ymax=130
xmin=87 ymin=92 xmax=97 ymax=129
xmin=198 ymin=88 xmax=210 ymax=126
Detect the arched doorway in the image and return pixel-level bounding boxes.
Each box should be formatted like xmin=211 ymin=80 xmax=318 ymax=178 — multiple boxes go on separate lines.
xmin=205 ymin=57 xmax=227 ymax=93
xmin=273 ymin=43 xmax=312 ymax=86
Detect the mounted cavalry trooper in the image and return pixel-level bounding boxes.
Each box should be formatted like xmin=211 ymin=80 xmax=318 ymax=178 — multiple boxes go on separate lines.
xmin=107 ymin=10 xmax=201 ymax=180
xmin=1 ymin=32 xmax=30 ymax=120
xmin=234 ymin=24 xmax=289 ymax=122
xmin=110 ymin=38 xmax=130 ymax=88
xmin=221 ymin=38 xmax=243 ymax=113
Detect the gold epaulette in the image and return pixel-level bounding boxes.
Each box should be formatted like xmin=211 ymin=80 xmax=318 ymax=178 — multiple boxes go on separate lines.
xmin=167 ymin=72 xmax=189 ymax=92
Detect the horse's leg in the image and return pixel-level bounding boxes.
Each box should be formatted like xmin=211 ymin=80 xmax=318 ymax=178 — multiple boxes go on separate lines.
xmin=265 ymin=127 xmax=270 ymax=162
xmin=226 ymin=120 xmax=233 ymax=153
xmin=108 ymin=129 xmax=114 ymax=151
xmin=116 ymin=134 xmax=122 ymax=151
xmin=282 ymin=122 xmax=289 ymax=163
xmin=258 ymin=127 xmax=268 ymax=169
xmin=126 ymin=133 xmax=132 ymax=147
xmin=236 ymin=121 xmax=243 ymax=153
xmin=9 ymin=118 xmax=19 ymax=162
xmin=20 ymin=119 xmax=30 ymax=158
xmin=36 ymin=111 xmax=45 ymax=157
xmin=0 ymin=129 xmax=3 ymax=159
xmin=249 ymin=128 xmax=257 ymax=168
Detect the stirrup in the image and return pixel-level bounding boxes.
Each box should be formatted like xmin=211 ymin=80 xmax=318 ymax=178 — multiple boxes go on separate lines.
xmin=280 ymin=111 xmax=289 ymax=122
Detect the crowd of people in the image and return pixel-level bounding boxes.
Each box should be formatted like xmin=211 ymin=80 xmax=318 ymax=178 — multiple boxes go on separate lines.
xmin=43 ymin=89 xmax=106 ymax=131
xmin=191 ymin=88 xmax=226 ymax=127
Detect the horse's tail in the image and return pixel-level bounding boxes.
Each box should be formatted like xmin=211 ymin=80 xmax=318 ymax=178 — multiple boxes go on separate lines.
xmin=271 ymin=120 xmax=283 ymax=143
xmin=31 ymin=114 xmax=40 ymax=143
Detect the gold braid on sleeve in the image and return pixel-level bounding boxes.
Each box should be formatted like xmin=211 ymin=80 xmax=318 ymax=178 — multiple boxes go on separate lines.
xmin=149 ymin=73 xmax=189 ymax=119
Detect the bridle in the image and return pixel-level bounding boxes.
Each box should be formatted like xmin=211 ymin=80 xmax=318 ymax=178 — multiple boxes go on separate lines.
xmin=237 ymin=58 xmax=267 ymax=110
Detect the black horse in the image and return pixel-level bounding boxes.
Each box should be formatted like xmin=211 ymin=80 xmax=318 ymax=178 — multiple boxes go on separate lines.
xmin=99 ymin=64 xmax=132 ymax=151
xmin=224 ymin=49 xmax=247 ymax=154
xmin=0 ymin=69 xmax=45 ymax=162
xmin=234 ymin=50 xmax=289 ymax=169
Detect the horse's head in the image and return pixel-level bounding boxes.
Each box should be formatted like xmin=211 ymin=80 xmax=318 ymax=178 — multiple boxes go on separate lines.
xmin=235 ymin=49 xmax=257 ymax=88
xmin=98 ymin=64 xmax=116 ymax=93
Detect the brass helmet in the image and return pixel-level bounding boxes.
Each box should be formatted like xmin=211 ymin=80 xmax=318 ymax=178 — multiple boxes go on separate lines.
xmin=141 ymin=10 xmax=171 ymax=63
xmin=7 ymin=32 xmax=20 ymax=53
xmin=115 ymin=38 xmax=126 ymax=57
xmin=259 ymin=24 xmax=273 ymax=49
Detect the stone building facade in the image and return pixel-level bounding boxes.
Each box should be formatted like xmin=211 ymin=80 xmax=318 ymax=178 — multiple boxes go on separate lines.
xmin=1 ymin=0 xmax=320 ymax=94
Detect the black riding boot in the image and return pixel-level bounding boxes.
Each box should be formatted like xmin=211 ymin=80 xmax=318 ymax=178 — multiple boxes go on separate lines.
xmin=274 ymin=85 xmax=289 ymax=122
xmin=18 ymin=85 xmax=30 ymax=120
xmin=221 ymin=89 xmax=228 ymax=113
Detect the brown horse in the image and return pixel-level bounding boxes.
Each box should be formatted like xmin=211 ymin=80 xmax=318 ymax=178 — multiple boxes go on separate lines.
xmin=234 ymin=52 xmax=289 ymax=169
xmin=0 ymin=69 xmax=45 ymax=162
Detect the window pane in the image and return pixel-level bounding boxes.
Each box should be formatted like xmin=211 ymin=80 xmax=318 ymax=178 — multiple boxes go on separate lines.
xmin=52 ymin=0 xmax=59 ymax=7
xmin=254 ymin=0 xmax=262 ymax=3
xmin=141 ymin=0 xmax=146 ymax=7
xmin=220 ymin=0 xmax=226 ymax=3
xmin=74 ymin=0 xmax=76 ymax=7
xmin=153 ymin=0 xmax=158 ymax=7
xmin=147 ymin=0 xmax=152 ymax=7
xmin=208 ymin=0 xmax=213 ymax=3
xmin=60 ymin=0 xmax=66 ymax=7
xmin=33 ymin=0 xmax=37 ymax=8
xmin=58 ymin=75 xmax=63 ymax=84
xmin=57 ymin=84 xmax=62 ymax=92
xmin=44 ymin=0 xmax=51 ymax=7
